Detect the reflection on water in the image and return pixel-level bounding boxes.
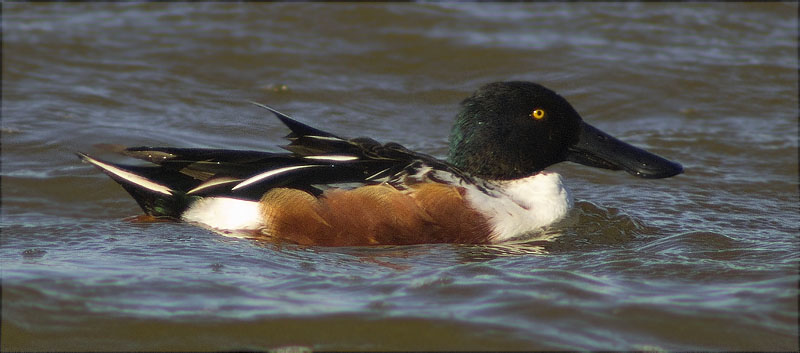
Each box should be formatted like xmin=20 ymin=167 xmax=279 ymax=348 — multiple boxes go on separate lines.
xmin=2 ymin=2 xmax=798 ymax=351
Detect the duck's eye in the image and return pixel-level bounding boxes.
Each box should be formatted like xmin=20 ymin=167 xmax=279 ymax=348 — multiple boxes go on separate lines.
xmin=531 ymin=109 xmax=546 ymax=120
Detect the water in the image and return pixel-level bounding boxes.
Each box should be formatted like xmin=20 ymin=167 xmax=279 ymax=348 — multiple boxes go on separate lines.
xmin=2 ymin=3 xmax=798 ymax=351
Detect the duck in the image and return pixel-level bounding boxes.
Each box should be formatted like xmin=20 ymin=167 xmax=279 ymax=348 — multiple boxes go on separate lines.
xmin=77 ymin=81 xmax=683 ymax=246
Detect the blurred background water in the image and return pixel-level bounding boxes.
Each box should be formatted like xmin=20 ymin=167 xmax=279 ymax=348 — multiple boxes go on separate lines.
xmin=2 ymin=3 xmax=797 ymax=351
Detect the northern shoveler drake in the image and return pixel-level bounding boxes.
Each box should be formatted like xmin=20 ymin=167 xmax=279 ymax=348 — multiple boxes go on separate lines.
xmin=78 ymin=81 xmax=683 ymax=246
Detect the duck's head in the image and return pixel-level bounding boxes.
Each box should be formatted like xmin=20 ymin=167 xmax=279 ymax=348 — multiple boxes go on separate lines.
xmin=447 ymin=81 xmax=683 ymax=180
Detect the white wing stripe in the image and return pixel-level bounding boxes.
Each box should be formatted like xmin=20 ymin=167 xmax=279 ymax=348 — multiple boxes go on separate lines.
xmin=187 ymin=177 xmax=242 ymax=195
xmin=304 ymin=135 xmax=345 ymax=142
xmin=232 ymin=165 xmax=324 ymax=190
xmin=303 ymin=155 xmax=359 ymax=161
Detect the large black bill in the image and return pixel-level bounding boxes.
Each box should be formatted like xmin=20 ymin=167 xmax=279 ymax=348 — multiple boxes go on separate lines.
xmin=566 ymin=122 xmax=683 ymax=179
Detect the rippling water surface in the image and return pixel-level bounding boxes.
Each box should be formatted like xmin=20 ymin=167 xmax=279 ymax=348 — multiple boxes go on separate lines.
xmin=2 ymin=3 xmax=798 ymax=351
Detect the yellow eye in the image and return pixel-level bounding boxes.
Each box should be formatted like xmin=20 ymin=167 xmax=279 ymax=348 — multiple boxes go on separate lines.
xmin=531 ymin=109 xmax=546 ymax=120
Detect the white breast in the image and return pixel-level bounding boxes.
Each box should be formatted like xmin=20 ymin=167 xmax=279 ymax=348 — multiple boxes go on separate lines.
xmin=463 ymin=172 xmax=573 ymax=243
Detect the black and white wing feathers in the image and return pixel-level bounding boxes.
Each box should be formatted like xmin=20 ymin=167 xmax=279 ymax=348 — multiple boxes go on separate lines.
xmin=80 ymin=105 xmax=473 ymax=207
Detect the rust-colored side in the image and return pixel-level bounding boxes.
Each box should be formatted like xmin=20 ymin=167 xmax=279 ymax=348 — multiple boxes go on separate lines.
xmin=258 ymin=183 xmax=493 ymax=246
xmin=407 ymin=183 xmax=493 ymax=244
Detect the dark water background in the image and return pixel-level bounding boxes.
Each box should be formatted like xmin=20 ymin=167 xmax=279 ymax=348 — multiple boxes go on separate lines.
xmin=2 ymin=3 xmax=798 ymax=351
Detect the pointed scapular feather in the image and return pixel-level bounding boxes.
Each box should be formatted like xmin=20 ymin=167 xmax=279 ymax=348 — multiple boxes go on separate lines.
xmin=77 ymin=153 xmax=173 ymax=195
xmin=250 ymin=102 xmax=341 ymax=139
